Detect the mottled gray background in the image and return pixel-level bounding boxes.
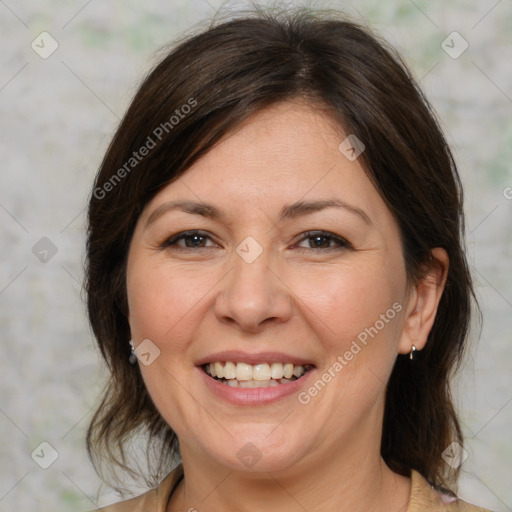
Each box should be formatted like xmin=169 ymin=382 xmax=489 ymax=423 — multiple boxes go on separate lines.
xmin=0 ymin=0 xmax=511 ymax=511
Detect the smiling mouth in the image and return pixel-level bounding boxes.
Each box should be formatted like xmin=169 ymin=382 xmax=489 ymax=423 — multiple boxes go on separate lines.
xmin=203 ymin=361 xmax=314 ymax=388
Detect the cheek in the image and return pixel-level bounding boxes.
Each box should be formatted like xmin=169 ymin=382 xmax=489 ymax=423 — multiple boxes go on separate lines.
xmin=295 ymin=261 xmax=403 ymax=347
xmin=126 ymin=259 xmax=216 ymax=353
xmin=126 ymin=260 xmax=213 ymax=436
xmin=292 ymin=262 xmax=405 ymax=426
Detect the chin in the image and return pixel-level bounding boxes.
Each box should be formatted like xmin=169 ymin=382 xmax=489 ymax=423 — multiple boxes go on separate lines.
xmin=205 ymin=428 xmax=307 ymax=473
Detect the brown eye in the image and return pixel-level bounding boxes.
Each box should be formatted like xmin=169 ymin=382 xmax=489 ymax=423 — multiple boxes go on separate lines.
xmin=295 ymin=231 xmax=351 ymax=251
xmin=162 ymin=230 xmax=217 ymax=249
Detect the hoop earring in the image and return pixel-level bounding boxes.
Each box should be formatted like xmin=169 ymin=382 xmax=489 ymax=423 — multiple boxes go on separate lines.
xmin=129 ymin=340 xmax=137 ymax=364
xmin=409 ymin=345 xmax=417 ymax=360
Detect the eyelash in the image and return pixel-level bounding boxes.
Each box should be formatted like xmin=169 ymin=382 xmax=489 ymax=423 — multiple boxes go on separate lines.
xmin=160 ymin=230 xmax=352 ymax=252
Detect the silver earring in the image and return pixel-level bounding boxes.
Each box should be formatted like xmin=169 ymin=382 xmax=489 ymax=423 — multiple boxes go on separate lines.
xmin=409 ymin=345 xmax=417 ymax=360
xmin=129 ymin=340 xmax=137 ymax=364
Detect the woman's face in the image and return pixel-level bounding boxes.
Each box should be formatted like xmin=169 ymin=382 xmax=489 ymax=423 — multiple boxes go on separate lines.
xmin=126 ymin=100 xmax=415 ymax=473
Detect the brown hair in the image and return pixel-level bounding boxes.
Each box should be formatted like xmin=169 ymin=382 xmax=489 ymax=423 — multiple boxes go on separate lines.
xmin=85 ymin=4 xmax=477 ymax=492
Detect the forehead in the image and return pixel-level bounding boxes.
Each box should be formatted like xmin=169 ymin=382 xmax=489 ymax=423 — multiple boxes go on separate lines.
xmin=142 ymin=100 xmax=389 ymax=227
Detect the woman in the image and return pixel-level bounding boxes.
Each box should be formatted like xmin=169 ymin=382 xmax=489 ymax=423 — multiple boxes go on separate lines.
xmin=86 ymin=5 xmax=493 ymax=511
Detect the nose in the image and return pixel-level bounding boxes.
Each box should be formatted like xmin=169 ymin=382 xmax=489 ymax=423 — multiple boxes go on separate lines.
xmin=213 ymin=246 xmax=293 ymax=333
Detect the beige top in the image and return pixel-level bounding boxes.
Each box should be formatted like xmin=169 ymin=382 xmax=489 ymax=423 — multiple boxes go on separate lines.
xmin=94 ymin=464 xmax=493 ymax=512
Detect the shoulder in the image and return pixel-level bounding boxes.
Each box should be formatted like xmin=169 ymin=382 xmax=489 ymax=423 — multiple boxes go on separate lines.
xmin=93 ymin=492 xmax=151 ymax=512
xmin=409 ymin=470 xmax=494 ymax=512
xmin=89 ymin=464 xmax=184 ymax=512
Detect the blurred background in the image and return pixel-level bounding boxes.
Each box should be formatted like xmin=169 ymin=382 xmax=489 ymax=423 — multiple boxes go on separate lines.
xmin=0 ymin=0 xmax=511 ymax=510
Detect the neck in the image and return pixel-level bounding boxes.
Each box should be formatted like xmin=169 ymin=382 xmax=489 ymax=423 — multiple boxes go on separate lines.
xmin=168 ymin=424 xmax=411 ymax=512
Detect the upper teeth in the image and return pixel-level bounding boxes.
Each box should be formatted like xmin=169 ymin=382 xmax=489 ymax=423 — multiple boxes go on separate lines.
xmin=205 ymin=362 xmax=310 ymax=381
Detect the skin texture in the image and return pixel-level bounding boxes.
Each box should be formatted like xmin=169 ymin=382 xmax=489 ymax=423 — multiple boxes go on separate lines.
xmin=125 ymin=100 xmax=448 ymax=512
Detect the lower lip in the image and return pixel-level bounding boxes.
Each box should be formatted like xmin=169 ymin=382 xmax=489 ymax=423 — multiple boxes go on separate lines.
xmin=197 ymin=366 xmax=316 ymax=405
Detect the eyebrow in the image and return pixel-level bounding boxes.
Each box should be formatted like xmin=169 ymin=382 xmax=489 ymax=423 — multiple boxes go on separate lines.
xmin=145 ymin=198 xmax=372 ymax=227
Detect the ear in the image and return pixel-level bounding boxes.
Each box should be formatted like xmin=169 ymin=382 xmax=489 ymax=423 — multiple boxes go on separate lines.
xmin=398 ymin=248 xmax=449 ymax=355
